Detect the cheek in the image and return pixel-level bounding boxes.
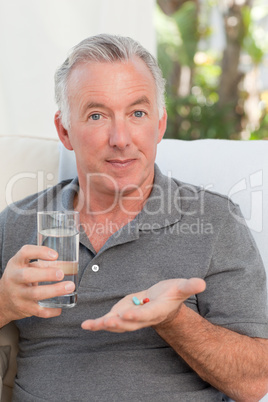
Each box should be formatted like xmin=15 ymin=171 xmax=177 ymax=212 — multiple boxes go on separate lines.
xmin=140 ymin=141 xmax=158 ymax=163
xmin=142 ymin=125 xmax=162 ymax=148
xmin=71 ymin=126 xmax=105 ymax=150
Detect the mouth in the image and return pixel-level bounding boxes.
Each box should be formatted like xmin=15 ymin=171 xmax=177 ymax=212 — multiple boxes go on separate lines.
xmin=107 ymin=159 xmax=136 ymax=168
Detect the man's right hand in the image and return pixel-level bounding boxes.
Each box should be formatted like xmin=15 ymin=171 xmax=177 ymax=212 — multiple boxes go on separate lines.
xmin=0 ymin=245 xmax=75 ymax=326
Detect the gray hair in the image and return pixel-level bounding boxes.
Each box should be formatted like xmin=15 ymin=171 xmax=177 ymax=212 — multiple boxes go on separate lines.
xmin=54 ymin=34 xmax=166 ymax=129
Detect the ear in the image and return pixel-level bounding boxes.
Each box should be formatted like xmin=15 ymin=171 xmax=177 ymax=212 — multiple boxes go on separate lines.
xmin=54 ymin=111 xmax=73 ymax=151
xmin=157 ymin=108 xmax=167 ymax=144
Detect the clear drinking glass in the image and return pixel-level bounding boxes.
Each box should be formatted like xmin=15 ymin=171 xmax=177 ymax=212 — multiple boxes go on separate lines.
xmin=37 ymin=211 xmax=79 ymax=308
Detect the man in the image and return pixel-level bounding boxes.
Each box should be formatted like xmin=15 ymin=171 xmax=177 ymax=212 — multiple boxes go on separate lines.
xmin=0 ymin=34 xmax=267 ymax=401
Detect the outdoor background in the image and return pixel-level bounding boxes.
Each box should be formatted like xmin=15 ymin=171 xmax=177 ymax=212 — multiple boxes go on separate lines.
xmin=156 ymin=0 xmax=268 ymax=141
xmin=0 ymin=0 xmax=267 ymax=141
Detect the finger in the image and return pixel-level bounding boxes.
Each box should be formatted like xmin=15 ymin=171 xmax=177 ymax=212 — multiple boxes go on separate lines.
xmin=13 ymin=245 xmax=58 ymax=265
xmin=101 ymin=315 xmax=144 ymax=332
xmin=16 ymin=266 xmax=64 ymax=285
xmin=177 ymin=278 xmax=206 ymax=299
xmin=37 ymin=307 xmax=63 ymax=319
xmin=81 ymin=314 xmax=142 ymax=333
xmin=82 ymin=317 xmax=108 ymax=331
xmin=24 ymin=281 xmax=76 ymax=302
xmin=24 ymin=303 xmax=63 ymax=319
xmin=82 ymin=310 xmax=120 ymax=331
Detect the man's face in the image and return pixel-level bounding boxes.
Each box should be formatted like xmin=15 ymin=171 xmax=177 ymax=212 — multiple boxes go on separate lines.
xmin=58 ymin=57 xmax=167 ymax=200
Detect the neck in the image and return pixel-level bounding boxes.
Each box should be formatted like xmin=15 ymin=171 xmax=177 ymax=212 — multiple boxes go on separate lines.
xmin=74 ymin=181 xmax=153 ymax=223
xmin=74 ymin=185 xmax=152 ymax=253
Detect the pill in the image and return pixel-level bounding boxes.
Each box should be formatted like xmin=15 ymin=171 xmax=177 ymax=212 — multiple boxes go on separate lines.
xmin=132 ymin=296 xmax=141 ymax=305
xmin=143 ymin=298 xmax=150 ymax=304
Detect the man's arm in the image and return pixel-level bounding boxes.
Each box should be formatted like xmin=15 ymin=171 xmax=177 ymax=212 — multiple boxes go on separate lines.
xmin=156 ymin=303 xmax=268 ymax=402
xmin=0 ymin=245 xmax=75 ymax=327
xmin=82 ymin=278 xmax=268 ymax=401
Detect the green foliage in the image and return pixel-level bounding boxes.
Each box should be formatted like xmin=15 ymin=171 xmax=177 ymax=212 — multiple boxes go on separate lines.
xmin=155 ymin=1 xmax=268 ymax=141
xmin=250 ymin=113 xmax=268 ymax=139
xmin=156 ymin=3 xmax=240 ymax=140
xmin=242 ymin=6 xmax=265 ymax=64
xmin=164 ymin=68 xmax=242 ymax=140
xmin=173 ymin=2 xmax=198 ymax=67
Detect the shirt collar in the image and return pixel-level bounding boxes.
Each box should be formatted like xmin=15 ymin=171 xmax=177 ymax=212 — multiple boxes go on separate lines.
xmin=56 ymin=164 xmax=183 ymax=243
xmin=137 ymin=164 xmax=182 ymax=231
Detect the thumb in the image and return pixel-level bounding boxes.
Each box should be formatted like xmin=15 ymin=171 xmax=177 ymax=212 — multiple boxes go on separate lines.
xmin=177 ymin=278 xmax=206 ymax=299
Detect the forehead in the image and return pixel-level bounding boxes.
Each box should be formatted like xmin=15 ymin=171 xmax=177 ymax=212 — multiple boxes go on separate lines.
xmin=67 ymin=57 xmax=157 ymax=105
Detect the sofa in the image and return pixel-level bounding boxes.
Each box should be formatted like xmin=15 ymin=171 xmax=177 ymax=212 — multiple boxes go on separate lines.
xmin=0 ymin=135 xmax=60 ymax=401
xmin=0 ymin=134 xmax=267 ymax=401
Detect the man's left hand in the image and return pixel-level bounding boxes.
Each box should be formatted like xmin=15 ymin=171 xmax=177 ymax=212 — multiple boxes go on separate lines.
xmin=81 ymin=278 xmax=206 ymax=333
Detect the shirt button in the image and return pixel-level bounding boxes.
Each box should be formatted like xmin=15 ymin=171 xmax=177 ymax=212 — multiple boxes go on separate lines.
xmin=92 ymin=264 xmax=99 ymax=272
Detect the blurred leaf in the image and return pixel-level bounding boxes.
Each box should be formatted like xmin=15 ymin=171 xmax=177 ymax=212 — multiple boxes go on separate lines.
xmin=173 ymin=1 xmax=199 ymax=67
xmin=242 ymin=5 xmax=251 ymax=36
xmin=243 ymin=36 xmax=264 ymax=63
xmin=250 ymin=114 xmax=268 ymax=140
xmin=242 ymin=6 xmax=265 ymax=64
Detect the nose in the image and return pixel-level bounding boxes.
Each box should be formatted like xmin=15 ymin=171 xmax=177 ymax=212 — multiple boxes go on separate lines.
xmin=109 ymin=118 xmax=131 ymax=150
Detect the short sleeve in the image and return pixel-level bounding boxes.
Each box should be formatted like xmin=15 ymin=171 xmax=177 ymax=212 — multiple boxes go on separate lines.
xmin=198 ymin=203 xmax=268 ymax=338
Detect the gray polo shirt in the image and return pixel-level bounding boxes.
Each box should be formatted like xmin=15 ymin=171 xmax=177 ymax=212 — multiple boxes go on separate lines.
xmin=0 ymin=165 xmax=267 ymax=401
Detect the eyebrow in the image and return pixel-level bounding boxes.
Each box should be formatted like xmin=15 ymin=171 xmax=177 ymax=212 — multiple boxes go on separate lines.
xmin=129 ymin=96 xmax=151 ymax=108
xmin=83 ymin=102 xmax=106 ymax=111
xmin=82 ymin=96 xmax=151 ymax=116
xmin=80 ymin=102 xmax=106 ymax=118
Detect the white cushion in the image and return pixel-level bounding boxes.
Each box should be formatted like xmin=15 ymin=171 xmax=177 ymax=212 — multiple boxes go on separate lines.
xmin=0 ymin=135 xmax=60 ymax=212
xmin=156 ymin=139 xmax=268 ymax=277
xmin=58 ymin=139 xmax=268 ymax=284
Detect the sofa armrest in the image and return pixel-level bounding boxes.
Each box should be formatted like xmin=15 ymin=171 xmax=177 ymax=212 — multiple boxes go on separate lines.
xmin=0 ymin=322 xmax=19 ymax=401
xmin=0 ymin=135 xmax=60 ymax=401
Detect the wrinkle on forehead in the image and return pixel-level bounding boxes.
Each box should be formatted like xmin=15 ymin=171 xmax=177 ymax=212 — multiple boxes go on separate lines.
xmin=67 ymin=57 xmax=156 ymax=97
xmin=67 ymin=58 xmax=158 ymax=117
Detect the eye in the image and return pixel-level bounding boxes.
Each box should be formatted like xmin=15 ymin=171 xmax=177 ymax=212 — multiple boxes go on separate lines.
xmin=133 ymin=111 xmax=145 ymax=118
xmin=89 ymin=113 xmax=101 ymax=120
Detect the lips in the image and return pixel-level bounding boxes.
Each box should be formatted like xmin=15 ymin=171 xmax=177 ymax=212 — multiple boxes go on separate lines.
xmin=107 ymin=159 xmax=136 ymax=168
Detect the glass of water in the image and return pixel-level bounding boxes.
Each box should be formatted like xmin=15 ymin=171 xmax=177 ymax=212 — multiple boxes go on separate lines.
xmin=37 ymin=211 xmax=79 ymax=308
